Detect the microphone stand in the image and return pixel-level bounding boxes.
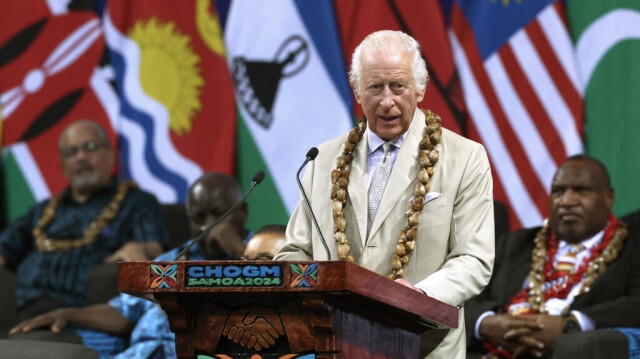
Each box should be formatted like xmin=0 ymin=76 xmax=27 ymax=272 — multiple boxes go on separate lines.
xmin=296 ymin=148 xmax=331 ymax=260
xmin=173 ymin=171 xmax=265 ymax=261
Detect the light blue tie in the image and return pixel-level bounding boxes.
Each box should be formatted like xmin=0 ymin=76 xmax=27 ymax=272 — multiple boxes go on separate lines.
xmin=367 ymin=142 xmax=392 ymax=238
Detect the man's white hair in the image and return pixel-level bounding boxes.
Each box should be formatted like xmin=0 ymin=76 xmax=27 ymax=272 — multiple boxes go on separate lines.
xmin=349 ymin=30 xmax=428 ymax=96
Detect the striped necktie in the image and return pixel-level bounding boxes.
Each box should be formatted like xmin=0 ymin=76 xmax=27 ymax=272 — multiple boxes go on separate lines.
xmin=367 ymin=142 xmax=392 ymax=238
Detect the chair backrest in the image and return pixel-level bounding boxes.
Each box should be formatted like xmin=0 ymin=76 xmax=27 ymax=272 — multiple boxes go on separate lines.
xmin=494 ymin=200 xmax=510 ymax=242
xmin=0 ymin=267 xmax=17 ymax=337
xmin=85 ymin=204 xmax=191 ymax=305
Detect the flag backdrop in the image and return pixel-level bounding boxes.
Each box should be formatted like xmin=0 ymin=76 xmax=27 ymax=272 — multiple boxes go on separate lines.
xmin=220 ymin=0 xmax=353 ymax=231
xmin=103 ymin=0 xmax=236 ymax=203
xmin=1 ymin=2 xmax=112 ymax=222
xmin=567 ymin=0 xmax=640 ymax=217
xmin=448 ymin=0 xmax=584 ymax=228
xmin=2 ymin=0 xmax=639 ymax=233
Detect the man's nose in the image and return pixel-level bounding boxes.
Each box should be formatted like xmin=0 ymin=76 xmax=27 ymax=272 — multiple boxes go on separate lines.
xmin=380 ymin=87 xmax=394 ymax=108
xmin=559 ymin=189 xmax=578 ymax=206
xmin=74 ymin=149 xmax=90 ymax=160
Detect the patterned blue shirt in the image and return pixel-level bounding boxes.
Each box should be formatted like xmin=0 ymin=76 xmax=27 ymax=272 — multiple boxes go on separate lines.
xmin=80 ymin=237 xmax=249 ymax=359
xmin=0 ymin=178 xmax=171 ymax=308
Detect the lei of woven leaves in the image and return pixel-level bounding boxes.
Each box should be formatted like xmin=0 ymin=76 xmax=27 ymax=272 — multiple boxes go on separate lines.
xmin=33 ymin=180 xmax=137 ymax=252
xmin=330 ymin=109 xmax=442 ymax=279
xmin=527 ymin=219 xmax=627 ymax=313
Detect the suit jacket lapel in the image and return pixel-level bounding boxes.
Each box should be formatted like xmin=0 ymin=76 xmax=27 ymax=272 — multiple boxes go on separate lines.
xmin=368 ymin=112 xmax=425 ymax=244
xmin=347 ymin=132 xmax=369 ymax=246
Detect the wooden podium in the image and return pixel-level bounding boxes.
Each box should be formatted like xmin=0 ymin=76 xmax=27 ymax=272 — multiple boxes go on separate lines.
xmin=118 ymin=260 xmax=457 ymax=359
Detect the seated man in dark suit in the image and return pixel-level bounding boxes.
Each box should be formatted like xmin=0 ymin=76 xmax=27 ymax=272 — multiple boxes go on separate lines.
xmin=466 ymin=155 xmax=640 ymax=358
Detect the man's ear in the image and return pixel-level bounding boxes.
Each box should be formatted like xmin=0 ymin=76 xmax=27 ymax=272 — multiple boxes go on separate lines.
xmin=237 ymin=202 xmax=249 ymax=227
xmin=230 ymin=202 xmax=249 ymax=240
xmin=605 ymin=187 xmax=614 ymax=211
xmin=352 ymin=85 xmax=361 ymax=104
xmin=416 ymin=87 xmax=425 ymax=103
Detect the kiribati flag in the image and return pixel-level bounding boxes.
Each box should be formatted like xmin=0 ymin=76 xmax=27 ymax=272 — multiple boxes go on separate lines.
xmin=103 ymin=0 xmax=236 ymax=203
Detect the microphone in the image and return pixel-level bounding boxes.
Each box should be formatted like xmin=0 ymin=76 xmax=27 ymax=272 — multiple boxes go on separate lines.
xmin=296 ymin=147 xmax=331 ymax=260
xmin=173 ymin=170 xmax=265 ymax=261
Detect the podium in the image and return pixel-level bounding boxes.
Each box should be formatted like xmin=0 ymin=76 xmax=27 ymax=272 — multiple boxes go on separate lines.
xmin=118 ymin=260 xmax=457 ymax=358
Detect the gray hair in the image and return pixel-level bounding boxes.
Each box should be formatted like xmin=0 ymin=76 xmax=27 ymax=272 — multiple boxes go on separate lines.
xmin=349 ymin=30 xmax=428 ymax=96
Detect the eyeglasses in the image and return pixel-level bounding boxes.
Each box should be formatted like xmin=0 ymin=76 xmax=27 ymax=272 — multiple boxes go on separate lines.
xmin=60 ymin=141 xmax=109 ymax=159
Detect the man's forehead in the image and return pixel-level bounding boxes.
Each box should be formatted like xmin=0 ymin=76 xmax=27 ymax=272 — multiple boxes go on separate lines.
xmin=190 ymin=184 xmax=230 ymax=208
xmin=248 ymin=234 xmax=284 ymax=250
xmin=61 ymin=124 xmax=100 ymax=144
xmin=552 ymin=161 xmax=601 ymax=187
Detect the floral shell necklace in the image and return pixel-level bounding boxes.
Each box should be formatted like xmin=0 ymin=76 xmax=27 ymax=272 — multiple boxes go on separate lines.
xmin=512 ymin=213 xmax=627 ymax=314
xmin=33 ymin=180 xmax=136 ymax=252
xmin=505 ymin=214 xmax=627 ymax=313
xmin=484 ymin=214 xmax=627 ymax=358
xmin=330 ymin=109 xmax=442 ymax=279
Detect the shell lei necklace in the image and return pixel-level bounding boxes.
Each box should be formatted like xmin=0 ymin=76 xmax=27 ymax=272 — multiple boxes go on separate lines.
xmin=330 ymin=109 xmax=442 ymax=279
xmin=485 ymin=214 xmax=627 ymax=358
xmin=33 ymin=180 xmax=136 ymax=252
xmin=525 ymin=213 xmax=626 ymax=313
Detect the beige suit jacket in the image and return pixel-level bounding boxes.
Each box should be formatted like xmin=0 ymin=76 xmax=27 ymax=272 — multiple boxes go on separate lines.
xmin=275 ymin=110 xmax=495 ymax=358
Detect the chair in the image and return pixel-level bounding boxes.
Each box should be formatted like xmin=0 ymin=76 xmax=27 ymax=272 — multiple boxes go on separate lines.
xmin=0 ymin=267 xmax=17 ymax=338
xmin=0 ymin=203 xmax=191 ymax=338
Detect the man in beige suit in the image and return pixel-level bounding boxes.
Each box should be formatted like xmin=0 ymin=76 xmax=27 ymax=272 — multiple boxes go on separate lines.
xmin=275 ymin=30 xmax=495 ymax=358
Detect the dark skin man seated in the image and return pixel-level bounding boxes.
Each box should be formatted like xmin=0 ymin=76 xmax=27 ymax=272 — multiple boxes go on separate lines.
xmin=0 ymin=120 xmax=170 ymax=322
xmin=8 ymin=173 xmax=250 ymax=358
xmin=465 ymin=155 xmax=640 ymax=358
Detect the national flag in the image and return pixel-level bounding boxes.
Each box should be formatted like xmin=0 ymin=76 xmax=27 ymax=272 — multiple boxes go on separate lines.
xmin=567 ymin=0 xmax=640 ymax=216
xmin=333 ymin=0 xmax=468 ymax=135
xmin=220 ymin=0 xmax=353 ymax=230
xmin=0 ymin=2 xmax=112 ymax=225
xmin=447 ymin=0 xmax=584 ymax=229
xmin=103 ymin=0 xmax=236 ymax=203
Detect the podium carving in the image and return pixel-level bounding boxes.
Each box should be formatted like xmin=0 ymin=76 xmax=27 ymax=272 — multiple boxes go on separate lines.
xmin=119 ymin=260 xmax=457 ymax=358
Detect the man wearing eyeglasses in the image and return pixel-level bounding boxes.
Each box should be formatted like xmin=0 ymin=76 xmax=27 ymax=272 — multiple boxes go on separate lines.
xmin=8 ymin=172 xmax=251 ymax=359
xmin=0 ymin=120 xmax=170 ymax=324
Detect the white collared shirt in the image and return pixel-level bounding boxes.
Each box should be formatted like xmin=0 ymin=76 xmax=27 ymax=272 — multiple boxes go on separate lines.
xmin=366 ymin=110 xmax=418 ymax=187
xmin=474 ymin=229 xmax=603 ymax=339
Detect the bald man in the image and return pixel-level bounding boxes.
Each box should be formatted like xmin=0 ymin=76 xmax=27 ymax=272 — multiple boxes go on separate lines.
xmin=243 ymin=225 xmax=286 ymax=260
xmin=0 ymin=120 xmax=170 ymax=322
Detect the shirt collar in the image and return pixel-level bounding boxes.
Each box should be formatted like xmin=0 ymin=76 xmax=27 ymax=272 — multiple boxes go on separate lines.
xmin=59 ymin=177 xmax=119 ymax=205
xmin=367 ymin=109 xmax=418 ymax=155
xmin=558 ymin=227 xmax=604 ymax=252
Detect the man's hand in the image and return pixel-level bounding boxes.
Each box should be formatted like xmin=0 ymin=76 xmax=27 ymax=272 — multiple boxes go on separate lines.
xmin=480 ymin=314 xmax=545 ymax=354
xmin=505 ymin=313 xmax=564 ymax=357
xmin=0 ymin=253 xmax=6 ymax=267
xmin=105 ymin=241 xmax=154 ymax=263
xmin=9 ymin=308 xmax=74 ymax=335
xmin=201 ymin=216 xmax=245 ymax=259
xmin=394 ymin=278 xmax=426 ymax=294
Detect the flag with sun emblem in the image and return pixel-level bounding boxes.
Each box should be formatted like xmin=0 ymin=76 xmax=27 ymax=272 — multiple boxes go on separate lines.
xmin=222 ymin=0 xmax=354 ymax=230
xmin=102 ymin=0 xmax=235 ymax=203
